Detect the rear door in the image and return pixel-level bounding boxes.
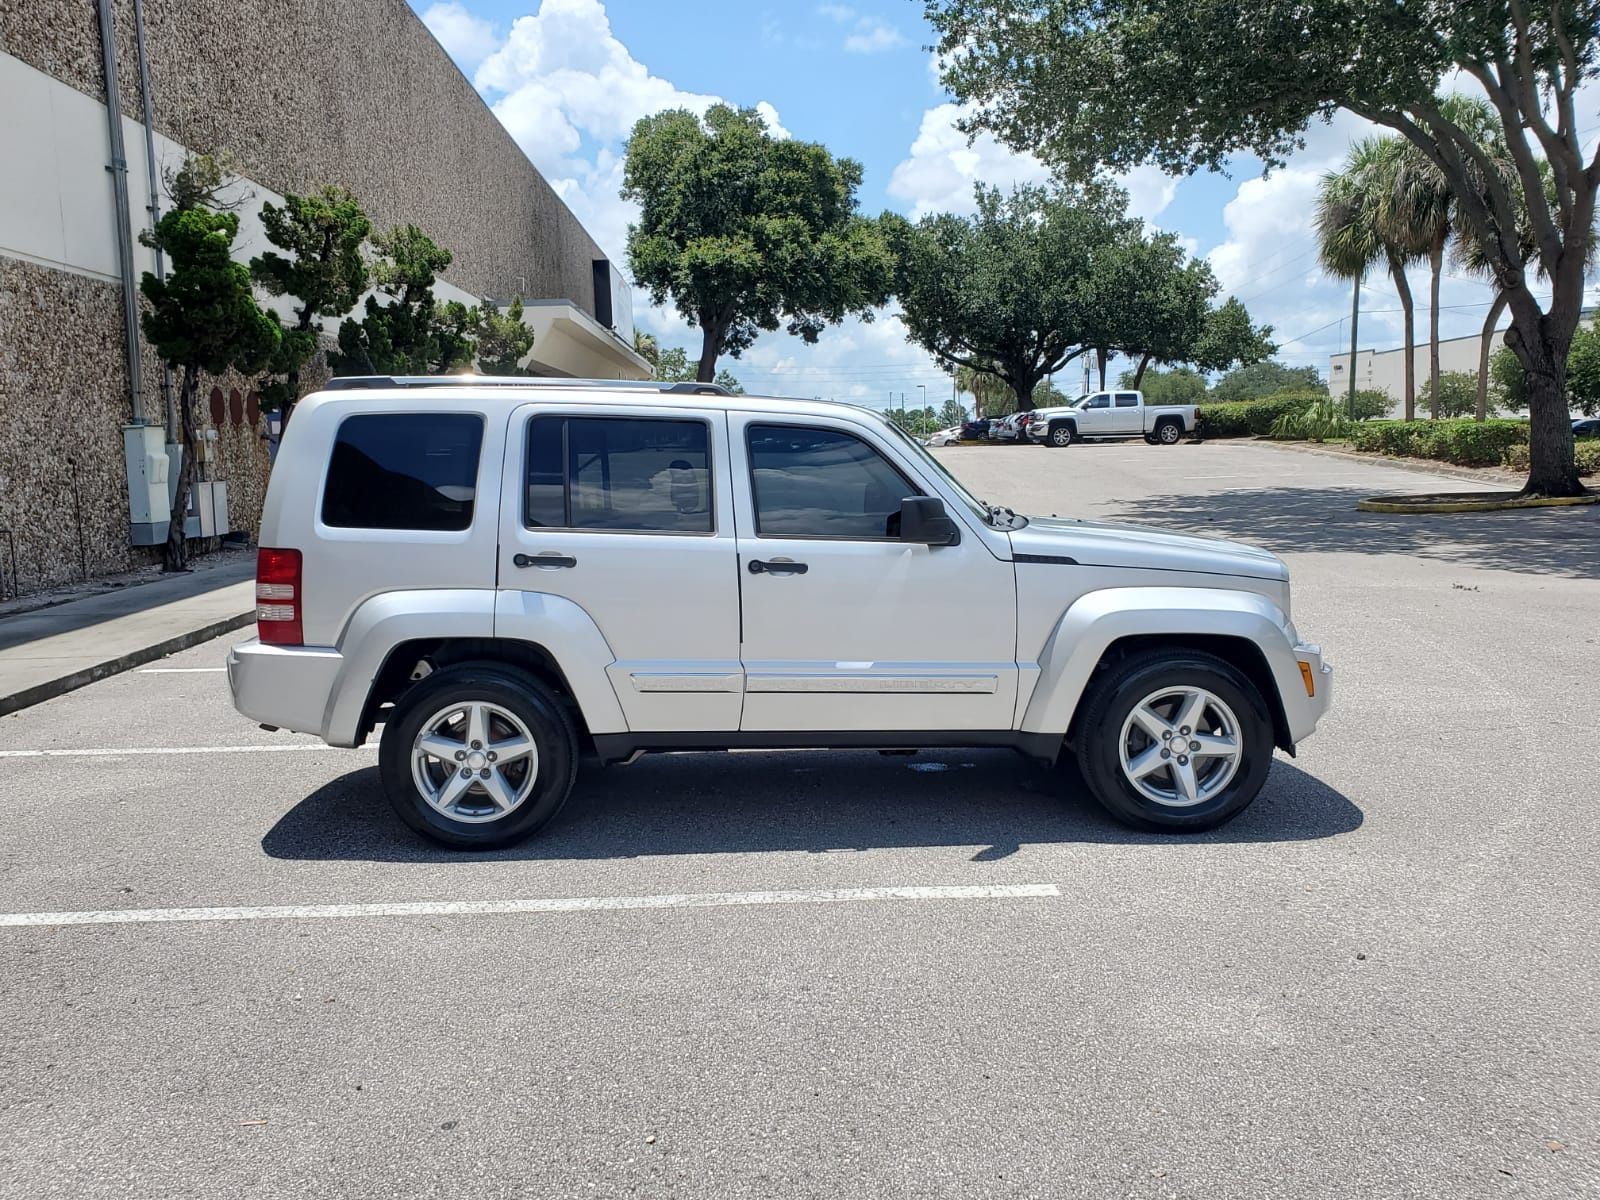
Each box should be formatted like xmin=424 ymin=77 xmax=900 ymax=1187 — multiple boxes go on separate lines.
xmin=1112 ymin=392 xmax=1142 ymax=434
xmin=497 ymin=403 xmax=742 ymax=732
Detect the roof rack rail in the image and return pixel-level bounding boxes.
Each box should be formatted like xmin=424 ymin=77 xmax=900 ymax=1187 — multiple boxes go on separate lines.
xmin=323 ymin=375 xmax=732 ymax=396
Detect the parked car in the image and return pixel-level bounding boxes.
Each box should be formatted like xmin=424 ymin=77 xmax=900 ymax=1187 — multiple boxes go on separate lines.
xmin=926 ymin=426 xmax=963 ymax=446
xmin=1573 ymin=417 xmax=1600 ymax=438
xmin=987 ymin=411 xmax=1040 ymax=442
xmin=960 ymin=418 xmax=993 ymax=441
xmin=1026 ymin=389 xmax=1202 ymax=447
xmin=229 ymin=374 xmax=1332 ymax=849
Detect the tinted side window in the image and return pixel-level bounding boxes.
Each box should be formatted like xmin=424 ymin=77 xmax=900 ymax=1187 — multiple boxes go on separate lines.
xmin=1115 ymin=393 xmax=1139 ymax=407
xmin=1086 ymin=395 xmax=1110 ymax=409
xmin=523 ymin=416 xmax=712 ymax=533
xmin=748 ymin=424 xmax=918 ymax=539
xmin=322 ymin=413 xmax=483 ymax=531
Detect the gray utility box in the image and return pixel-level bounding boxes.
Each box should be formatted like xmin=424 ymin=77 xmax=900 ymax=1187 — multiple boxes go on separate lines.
xmin=123 ymin=424 xmax=229 ymax=545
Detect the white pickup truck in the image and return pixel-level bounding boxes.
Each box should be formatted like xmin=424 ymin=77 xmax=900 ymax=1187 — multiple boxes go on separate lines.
xmin=1026 ymin=389 xmax=1202 ymax=447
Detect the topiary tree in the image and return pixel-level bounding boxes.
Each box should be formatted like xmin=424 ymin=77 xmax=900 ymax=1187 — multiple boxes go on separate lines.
xmin=328 ymin=225 xmax=473 ymax=376
xmin=623 ymin=104 xmax=895 ymax=381
xmin=140 ymin=154 xmax=280 ymax=571
xmin=249 ymin=186 xmax=370 ymax=413
xmin=474 ymin=299 xmax=535 ymax=375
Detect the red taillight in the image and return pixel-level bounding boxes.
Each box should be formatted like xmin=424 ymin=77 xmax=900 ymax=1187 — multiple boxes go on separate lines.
xmin=256 ymin=547 xmax=303 ymax=645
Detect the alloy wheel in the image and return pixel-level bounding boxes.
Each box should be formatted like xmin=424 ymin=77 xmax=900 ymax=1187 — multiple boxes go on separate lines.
xmin=410 ymin=700 xmax=540 ymax=823
xmin=1117 ymin=686 xmax=1242 ymax=807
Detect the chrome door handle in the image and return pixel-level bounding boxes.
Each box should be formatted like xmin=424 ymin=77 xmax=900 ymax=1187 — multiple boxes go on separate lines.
xmin=748 ymin=559 xmax=808 ymax=575
xmin=513 ymin=552 xmax=577 ymax=569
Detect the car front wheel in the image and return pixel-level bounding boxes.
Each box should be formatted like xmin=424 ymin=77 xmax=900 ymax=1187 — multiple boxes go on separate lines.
xmin=1071 ymin=650 xmax=1273 ymax=832
xmin=379 ymin=664 xmax=579 ymax=849
xmin=1047 ymin=423 xmax=1074 ymax=447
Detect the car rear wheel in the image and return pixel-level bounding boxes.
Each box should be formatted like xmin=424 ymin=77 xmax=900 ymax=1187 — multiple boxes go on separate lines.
xmin=1047 ymin=423 xmax=1073 ymax=447
xmin=1155 ymin=420 xmax=1183 ymax=444
xmin=379 ymin=665 xmax=579 ymax=849
xmin=1071 ymin=650 xmax=1273 ymax=832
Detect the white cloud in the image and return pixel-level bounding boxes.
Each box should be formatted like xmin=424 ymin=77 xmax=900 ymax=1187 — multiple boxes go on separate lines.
xmin=816 ymin=3 xmax=908 ymax=54
xmin=844 ymin=22 xmax=909 ymax=54
xmin=420 ymin=2 xmax=501 ymax=73
xmin=887 ymin=100 xmax=1174 ymax=224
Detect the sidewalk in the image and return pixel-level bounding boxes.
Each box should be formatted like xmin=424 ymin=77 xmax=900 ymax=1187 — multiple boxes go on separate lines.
xmin=0 ymin=561 xmax=255 ymax=717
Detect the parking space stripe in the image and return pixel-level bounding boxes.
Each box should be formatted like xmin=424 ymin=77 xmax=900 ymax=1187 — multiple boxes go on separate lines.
xmin=0 ymin=744 xmax=375 ymax=759
xmin=0 ymin=884 xmax=1061 ymax=928
xmin=138 ymin=667 xmax=227 ymax=673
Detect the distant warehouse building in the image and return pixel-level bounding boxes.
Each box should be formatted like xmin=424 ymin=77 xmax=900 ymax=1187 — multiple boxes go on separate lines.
xmin=1329 ymin=312 xmax=1592 ymax=413
xmin=0 ymin=0 xmax=648 ymax=597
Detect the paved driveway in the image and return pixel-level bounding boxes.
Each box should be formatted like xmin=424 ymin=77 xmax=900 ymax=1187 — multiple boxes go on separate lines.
xmin=2 ymin=440 xmax=1596 ymax=1199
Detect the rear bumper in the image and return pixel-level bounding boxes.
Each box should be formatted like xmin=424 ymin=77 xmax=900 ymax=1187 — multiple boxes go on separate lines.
xmin=227 ymin=638 xmax=345 ymax=741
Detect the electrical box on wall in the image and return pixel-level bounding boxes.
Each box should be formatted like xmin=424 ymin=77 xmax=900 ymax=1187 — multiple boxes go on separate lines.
xmin=123 ymin=424 xmax=169 ymax=545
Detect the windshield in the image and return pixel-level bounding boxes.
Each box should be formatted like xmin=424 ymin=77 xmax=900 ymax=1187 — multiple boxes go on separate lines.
xmin=875 ymin=415 xmax=1022 ymax=528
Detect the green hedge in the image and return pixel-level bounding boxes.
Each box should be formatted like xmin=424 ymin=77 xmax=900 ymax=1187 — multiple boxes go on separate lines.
xmin=1502 ymin=440 xmax=1600 ymax=476
xmin=1200 ymin=389 xmax=1388 ymax=437
xmin=1347 ymin=419 xmax=1528 ymax=466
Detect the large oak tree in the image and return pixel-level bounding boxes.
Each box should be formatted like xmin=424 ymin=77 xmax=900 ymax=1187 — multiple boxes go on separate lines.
xmin=623 ymin=105 xmax=895 ymax=382
xmin=926 ymin=0 xmax=1598 ymax=495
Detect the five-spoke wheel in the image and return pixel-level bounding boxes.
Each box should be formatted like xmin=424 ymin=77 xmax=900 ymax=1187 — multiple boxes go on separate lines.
xmin=1071 ymin=650 xmax=1273 ymax=831
xmin=380 ymin=665 xmax=578 ymax=849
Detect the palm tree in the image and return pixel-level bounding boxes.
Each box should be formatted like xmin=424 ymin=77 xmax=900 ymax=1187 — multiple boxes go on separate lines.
xmin=1382 ymin=95 xmax=1498 ymax=418
xmin=954 ymin=363 xmax=1016 ymax=418
xmin=1316 ymin=137 xmax=1420 ymax=418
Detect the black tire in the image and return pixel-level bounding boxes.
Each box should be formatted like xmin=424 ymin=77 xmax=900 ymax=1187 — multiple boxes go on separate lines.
xmin=1143 ymin=434 xmax=1158 ymax=445
xmin=1072 ymin=650 xmax=1273 ymax=832
xmin=1154 ymin=419 xmax=1182 ymax=445
xmin=1046 ymin=422 xmax=1074 ymax=447
xmin=379 ymin=664 xmax=579 ymax=850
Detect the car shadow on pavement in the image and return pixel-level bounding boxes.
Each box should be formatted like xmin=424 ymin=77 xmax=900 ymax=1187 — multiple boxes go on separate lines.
xmin=261 ymin=750 xmax=1362 ymax=863
xmin=1100 ymin=486 xmax=1600 ymax=579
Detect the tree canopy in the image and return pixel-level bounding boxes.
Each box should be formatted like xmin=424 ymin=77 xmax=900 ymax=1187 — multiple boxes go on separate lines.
xmin=1122 ymin=366 xmax=1207 ymax=406
xmin=1209 ymin=361 xmax=1326 ymax=403
xmin=139 ymin=154 xmax=279 ymax=569
xmin=328 ymin=225 xmax=474 ymax=376
xmin=890 ymin=182 xmax=1131 ymax=409
xmin=250 ymin=185 xmax=371 ymax=411
xmin=924 ymin=0 xmax=1599 ymax=494
xmin=623 ymin=104 xmax=895 ymax=382
xmin=652 ymin=345 xmax=745 ymax=394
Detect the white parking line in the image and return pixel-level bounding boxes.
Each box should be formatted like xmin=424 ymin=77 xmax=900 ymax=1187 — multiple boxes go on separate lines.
xmin=0 ymin=744 xmax=376 ymax=759
xmin=0 ymin=884 xmax=1061 ymax=928
xmin=138 ymin=667 xmax=227 ymax=674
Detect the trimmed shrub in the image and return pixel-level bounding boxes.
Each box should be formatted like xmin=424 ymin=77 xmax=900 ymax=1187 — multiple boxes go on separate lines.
xmin=1348 ymin=419 xmax=1528 ymax=466
xmin=1199 ymin=391 xmax=1325 ymax=437
xmin=1502 ymin=440 xmax=1600 ymax=476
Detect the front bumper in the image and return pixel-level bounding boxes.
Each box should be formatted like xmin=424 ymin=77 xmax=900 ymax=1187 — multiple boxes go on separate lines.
xmin=227 ymin=638 xmax=345 ymax=741
xmin=1285 ymin=640 xmax=1333 ymax=744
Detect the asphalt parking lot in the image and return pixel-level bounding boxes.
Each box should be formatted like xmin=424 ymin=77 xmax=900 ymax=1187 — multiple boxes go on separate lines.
xmin=3 ymin=440 xmax=1597 ymax=1199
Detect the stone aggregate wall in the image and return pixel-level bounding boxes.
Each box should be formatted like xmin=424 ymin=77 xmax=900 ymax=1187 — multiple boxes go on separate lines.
xmin=0 ymin=0 xmax=610 ymax=306
xmin=1 ymin=0 xmax=611 ymax=595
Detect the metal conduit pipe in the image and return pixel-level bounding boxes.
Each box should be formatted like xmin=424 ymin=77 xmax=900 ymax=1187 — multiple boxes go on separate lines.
xmin=96 ymin=0 xmax=146 ymax=426
xmin=131 ymin=0 xmax=175 ymax=439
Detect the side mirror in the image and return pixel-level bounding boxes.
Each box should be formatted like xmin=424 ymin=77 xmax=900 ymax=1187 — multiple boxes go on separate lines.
xmin=899 ymin=496 xmax=960 ymax=546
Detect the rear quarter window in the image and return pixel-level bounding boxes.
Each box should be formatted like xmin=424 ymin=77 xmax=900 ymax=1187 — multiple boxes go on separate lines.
xmin=321 ymin=412 xmax=485 ymax=531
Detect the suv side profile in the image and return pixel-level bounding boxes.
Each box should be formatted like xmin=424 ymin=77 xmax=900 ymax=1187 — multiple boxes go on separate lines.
xmin=229 ymin=377 xmax=1332 ymax=849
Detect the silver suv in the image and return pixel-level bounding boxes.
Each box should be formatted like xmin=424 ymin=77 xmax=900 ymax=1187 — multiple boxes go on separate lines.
xmin=229 ymin=376 xmax=1332 ymax=849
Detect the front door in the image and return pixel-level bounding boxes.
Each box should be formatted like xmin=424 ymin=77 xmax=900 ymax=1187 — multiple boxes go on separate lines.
xmin=1074 ymin=393 xmax=1114 ymax=435
xmin=730 ymin=413 xmax=1018 ymax=733
xmin=497 ymin=403 xmax=742 ymax=731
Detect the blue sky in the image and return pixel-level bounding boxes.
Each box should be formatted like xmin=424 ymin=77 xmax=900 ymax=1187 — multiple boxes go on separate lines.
xmin=409 ymin=0 xmax=1536 ymax=407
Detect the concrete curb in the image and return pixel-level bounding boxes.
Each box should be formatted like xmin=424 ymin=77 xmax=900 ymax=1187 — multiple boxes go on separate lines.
xmin=0 ymin=610 xmax=253 ymax=718
xmin=1358 ymin=492 xmax=1599 ymax=514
